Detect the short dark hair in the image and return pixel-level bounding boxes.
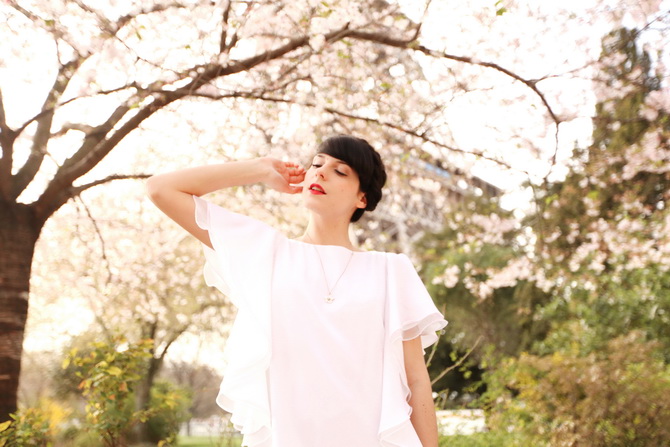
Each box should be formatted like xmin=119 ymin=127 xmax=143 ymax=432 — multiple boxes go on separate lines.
xmin=317 ymin=135 xmax=387 ymax=222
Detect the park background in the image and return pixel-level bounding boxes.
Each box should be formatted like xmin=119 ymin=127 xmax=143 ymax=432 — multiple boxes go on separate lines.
xmin=1 ymin=0 xmax=669 ymax=445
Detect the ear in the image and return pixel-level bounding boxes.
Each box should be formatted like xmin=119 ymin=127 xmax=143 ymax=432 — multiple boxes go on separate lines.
xmin=356 ymin=192 xmax=367 ymax=209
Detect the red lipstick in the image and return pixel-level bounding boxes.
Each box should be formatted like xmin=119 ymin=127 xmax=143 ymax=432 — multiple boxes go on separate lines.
xmin=309 ymin=183 xmax=326 ymax=195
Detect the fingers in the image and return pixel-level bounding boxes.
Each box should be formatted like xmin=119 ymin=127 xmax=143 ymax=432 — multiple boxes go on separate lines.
xmin=275 ymin=184 xmax=303 ymax=194
xmin=284 ymin=161 xmax=305 ymax=172
xmin=288 ymin=171 xmax=306 ymax=183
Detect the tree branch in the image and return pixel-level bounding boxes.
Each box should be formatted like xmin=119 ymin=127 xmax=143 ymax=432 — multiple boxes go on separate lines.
xmin=12 ymin=57 xmax=85 ymax=199
xmin=431 ymin=336 xmax=482 ymax=386
xmin=34 ymin=24 xmax=356 ymax=222
xmin=8 ymin=0 xmax=82 ymax=56
xmin=0 ymin=89 xmax=17 ymax=200
xmin=346 ymin=29 xmax=562 ymax=126
xmin=73 ymin=195 xmax=114 ymax=286
xmin=16 ymin=83 xmax=140 ymax=136
xmin=69 ymin=174 xmax=152 ymax=198
xmin=219 ymin=0 xmax=233 ymax=53
xmin=116 ymin=2 xmax=186 ymax=32
xmin=32 ymin=99 xmax=146 ymax=220
xmin=28 ymin=20 xmax=541 ymax=223
xmin=196 ymin=89 xmax=519 ymax=172
xmin=179 ymin=23 xmax=352 ymax=94
xmin=50 ymin=123 xmax=97 ymax=138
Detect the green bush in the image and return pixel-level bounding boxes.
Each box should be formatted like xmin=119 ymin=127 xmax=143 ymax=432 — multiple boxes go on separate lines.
xmin=482 ymin=331 xmax=670 ymax=447
xmin=147 ymin=380 xmax=192 ymax=444
xmin=0 ymin=407 xmax=53 ymax=447
xmin=66 ymin=336 xmax=153 ymax=447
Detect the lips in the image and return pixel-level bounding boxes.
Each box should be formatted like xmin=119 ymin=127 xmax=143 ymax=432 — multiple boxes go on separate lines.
xmin=309 ymin=183 xmax=326 ymax=195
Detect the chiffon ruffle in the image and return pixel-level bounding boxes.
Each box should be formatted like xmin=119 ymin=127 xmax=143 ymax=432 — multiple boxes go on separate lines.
xmin=379 ymin=254 xmax=448 ymax=446
xmin=194 ymin=196 xmax=278 ymax=447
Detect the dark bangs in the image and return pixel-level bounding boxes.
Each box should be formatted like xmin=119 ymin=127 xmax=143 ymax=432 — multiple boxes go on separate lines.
xmin=317 ymin=135 xmax=376 ymax=192
xmin=316 ymin=135 xmax=387 ymax=222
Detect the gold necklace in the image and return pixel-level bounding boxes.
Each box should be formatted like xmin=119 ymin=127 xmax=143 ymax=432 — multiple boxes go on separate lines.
xmin=305 ymin=234 xmax=355 ymax=303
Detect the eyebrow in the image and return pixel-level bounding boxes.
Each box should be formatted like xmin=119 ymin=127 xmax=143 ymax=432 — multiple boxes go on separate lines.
xmin=314 ymin=154 xmax=350 ymax=166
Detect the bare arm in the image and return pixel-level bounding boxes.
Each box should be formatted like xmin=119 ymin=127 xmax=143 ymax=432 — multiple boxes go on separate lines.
xmin=404 ymin=337 xmax=439 ymax=447
xmin=146 ymin=158 xmax=305 ymax=248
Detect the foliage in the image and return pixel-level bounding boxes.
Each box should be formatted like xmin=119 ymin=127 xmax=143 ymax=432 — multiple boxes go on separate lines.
xmin=160 ymin=361 xmax=223 ymax=419
xmin=482 ymin=332 xmax=670 ymax=447
xmin=146 ymin=380 xmax=192 ymax=445
xmin=66 ymin=336 xmax=153 ymax=447
xmin=531 ymin=26 xmax=670 ymax=360
xmin=422 ymin=25 xmax=670 ymax=441
xmin=0 ymin=397 xmax=73 ymax=447
xmin=418 ymin=196 xmax=550 ymax=400
xmin=0 ymin=407 xmax=53 ymax=447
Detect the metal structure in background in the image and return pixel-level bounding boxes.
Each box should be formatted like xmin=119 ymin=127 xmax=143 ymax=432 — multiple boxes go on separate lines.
xmin=358 ymin=158 xmax=502 ymax=254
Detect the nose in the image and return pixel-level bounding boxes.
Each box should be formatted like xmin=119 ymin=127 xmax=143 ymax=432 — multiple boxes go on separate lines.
xmin=314 ymin=165 xmax=326 ymax=180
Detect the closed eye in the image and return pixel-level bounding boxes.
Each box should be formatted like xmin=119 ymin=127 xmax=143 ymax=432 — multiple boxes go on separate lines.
xmin=312 ymin=163 xmax=347 ymax=176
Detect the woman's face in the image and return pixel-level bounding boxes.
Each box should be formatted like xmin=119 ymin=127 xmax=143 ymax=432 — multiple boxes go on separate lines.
xmin=301 ymin=153 xmax=367 ymax=221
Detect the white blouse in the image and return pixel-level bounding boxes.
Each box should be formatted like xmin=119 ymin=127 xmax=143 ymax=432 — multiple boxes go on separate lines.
xmin=194 ymin=196 xmax=447 ymax=447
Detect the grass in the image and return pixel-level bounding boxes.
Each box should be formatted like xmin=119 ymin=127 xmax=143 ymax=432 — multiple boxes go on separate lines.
xmin=439 ymin=431 xmax=528 ymax=447
xmin=177 ymin=435 xmax=241 ymax=447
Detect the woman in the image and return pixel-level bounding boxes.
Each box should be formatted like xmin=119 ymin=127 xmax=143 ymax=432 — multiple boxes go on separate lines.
xmin=146 ymin=135 xmax=447 ymax=447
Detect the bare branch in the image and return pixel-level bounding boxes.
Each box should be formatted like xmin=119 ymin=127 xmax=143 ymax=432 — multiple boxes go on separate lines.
xmin=219 ymin=0 xmax=233 ymax=53
xmin=73 ymin=195 xmax=113 ymax=285
xmin=16 ymin=83 xmax=140 ymax=136
xmin=28 ymin=20 xmax=540 ymax=223
xmin=35 ymin=173 xmax=150 ymax=225
xmin=430 ymin=336 xmax=482 ymax=386
xmin=116 ymin=2 xmax=186 ymax=32
xmin=193 ymin=85 xmax=521 ymax=174
xmin=68 ymin=0 xmax=186 ymax=38
xmin=50 ymin=123 xmax=97 ymax=138
xmin=69 ymin=174 xmax=152 ymax=198
xmin=179 ymin=23 xmax=352 ymax=93
xmin=12 ymin=57 xmax=85 ymax=199
xmin=32 ymin=96 xmax=165 ymax=223
xmin=346 ymin=29 xmax=561 ymax=126
xmin=196 ymin=89 xmax=519 ymax=172
xmin=7 ymin=0 xmax=83 ymax=56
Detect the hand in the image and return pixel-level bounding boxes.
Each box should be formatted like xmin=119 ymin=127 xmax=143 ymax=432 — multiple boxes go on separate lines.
xmin=262 ymin=158 xmax=305 ymax=194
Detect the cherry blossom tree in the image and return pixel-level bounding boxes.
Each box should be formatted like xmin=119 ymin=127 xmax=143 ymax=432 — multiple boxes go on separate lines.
xmin=417 ymin=13 xmax=670 ymax=413
xmin=532 ymin=25 xmax=670 ymax=357
xmin=1 ymin=0 xmax=665 ymax=422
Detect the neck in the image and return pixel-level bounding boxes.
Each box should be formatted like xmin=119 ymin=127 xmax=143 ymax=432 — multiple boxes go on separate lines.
xmin=300 ymin=213 xmax=357 ymax=250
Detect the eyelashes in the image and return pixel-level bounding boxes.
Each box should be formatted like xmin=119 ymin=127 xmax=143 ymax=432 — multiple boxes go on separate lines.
xmin=311 ymin=163 xmax=347 ymax=176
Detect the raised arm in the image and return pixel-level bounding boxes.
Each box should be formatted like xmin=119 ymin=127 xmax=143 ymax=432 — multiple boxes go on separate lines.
xmin=146 ymin=158 xmax=305 ymax=248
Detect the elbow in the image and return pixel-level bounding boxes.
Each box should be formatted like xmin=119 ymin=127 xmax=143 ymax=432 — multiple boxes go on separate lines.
xmin=145 ymin=175 xmax=166 ymax=204
xmin=407 ymin=373 xmax=432 ymax=393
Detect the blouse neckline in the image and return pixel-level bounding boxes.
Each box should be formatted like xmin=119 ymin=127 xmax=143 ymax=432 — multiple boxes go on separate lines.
xmin=286 ymin=236 xmax=381 ymax=255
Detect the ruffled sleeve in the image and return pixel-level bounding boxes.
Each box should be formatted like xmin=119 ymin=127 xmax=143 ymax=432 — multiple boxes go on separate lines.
xmin=193 ymin=195 xmax=278 ymax=447
xmin=379 ymin=253 xmax=448 ymax=447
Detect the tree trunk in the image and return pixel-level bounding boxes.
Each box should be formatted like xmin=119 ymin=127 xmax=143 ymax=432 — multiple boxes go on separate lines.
xmin=131 ymin=351 xmax=163 ymax=444
xmin=0 ymin=201 xmax=42 ymax=421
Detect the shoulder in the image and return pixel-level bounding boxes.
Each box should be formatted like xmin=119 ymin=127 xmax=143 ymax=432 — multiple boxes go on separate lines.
xmin=383 ymin=251 xmax=414 ymax=266
xmin=194 ymin=196 xmax=283 ymax=246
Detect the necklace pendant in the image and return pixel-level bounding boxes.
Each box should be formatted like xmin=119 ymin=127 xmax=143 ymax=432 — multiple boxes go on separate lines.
xmin=325 ymin=295 xmax=334 ymax=304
